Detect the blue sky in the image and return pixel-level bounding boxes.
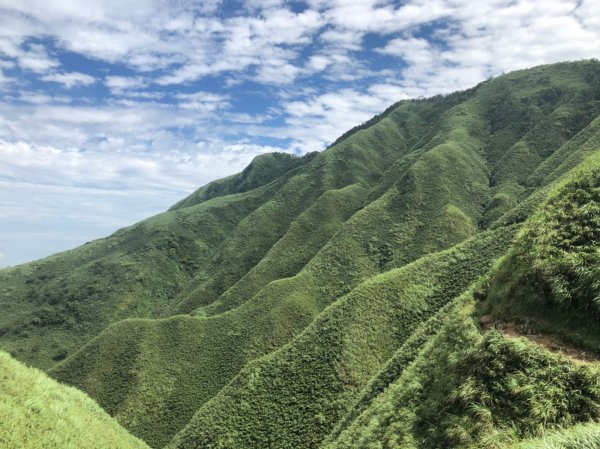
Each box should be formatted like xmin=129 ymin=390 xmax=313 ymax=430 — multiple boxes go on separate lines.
xmin=0 ymin=0 xmax=599 ymax=267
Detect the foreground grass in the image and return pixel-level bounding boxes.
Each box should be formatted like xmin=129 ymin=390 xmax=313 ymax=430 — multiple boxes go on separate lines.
xmin=483 ymin=151 xmax=600 ymax=351
xmin=514 ymin=422 xmax=600 ymax=449
xmin=0 ymin=351 xmax=148 ymax=449
xmin=324 ymin=297 xmax=600 ymax=449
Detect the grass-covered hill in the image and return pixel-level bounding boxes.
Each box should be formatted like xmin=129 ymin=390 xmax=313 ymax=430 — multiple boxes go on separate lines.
xmin=0 ymin=350 xmax=149 ymax=449
xmin=1 ymin=60 xmax=600 ymax=448
xmin=321 ymin=149 xmax=600 ymax=449
xmin=482 ymin=151 xmax=600 ymax=351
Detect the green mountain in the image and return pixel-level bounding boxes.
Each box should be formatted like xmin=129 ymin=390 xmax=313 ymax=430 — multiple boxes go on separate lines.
xmin=1 ymin=60 xmax=600 ymax=448
xmin=0 ymin=350 xmax=149 ymax=449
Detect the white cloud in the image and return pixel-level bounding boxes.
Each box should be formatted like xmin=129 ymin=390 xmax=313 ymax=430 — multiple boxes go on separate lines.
xmin=17 ymin=91 xmax=72 ymax=104
xmin=0 ymin=0 xmax=597 ymax=91
xmin=0 ymin=0 xmax=598 ymax=150
xmin=175 ymin=91 xmax=230 ymax=112
xmin=104 ymin=75 xmax=147 ymax=93
xmin=255 ymin=62 xmax=302 ymax=85
xmin=318 ymin=29 xmax=361 ymax=50
xmin=157 ymin=8 xmax=324 ymax=85
xmin=378 ymin=37 xmax=437 ymax=64
xmin=238 ymin=88 xmax=401 ymax=153
xmin=310 ymin=0 xmax=450 ymax=34
xmin=41 ymin=71 xmax=96 ymax=88
xmin=305 ymin=54 xmax=331 ymax=72
xmin=1 ymin=0 xmax=600 ymax=266
xmin=369 ymin=0 xmax=600 ymax=98
xmin=17 ymin=43 xmax=59 ymax=73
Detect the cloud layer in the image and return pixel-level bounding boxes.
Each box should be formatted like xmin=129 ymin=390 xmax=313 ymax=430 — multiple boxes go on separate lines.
xmin=0 ymin=0 xmax=599 ymax=266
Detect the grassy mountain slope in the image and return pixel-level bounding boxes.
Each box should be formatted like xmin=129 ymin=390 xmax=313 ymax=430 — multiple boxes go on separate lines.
xmin=0 ymin=183 xmax=280 ymax=368
xmin=169 ymin=152 xmax=316 ymax=211
xmin=0 ymin=351 xmax=149 ymax=449
xmin=481 ymin=151 xmax=600 ymax=350
xmin=1 ymin=60 xmax=600 ymax=449
xmin=324 ymin=138 xmax=600 ymax=449
xmin=324 ymin=298 xmax=599 ymax=449
xmin=169 ymin=93 xmax=470 ymax=316
xmin=52 ymin=61 xmax=600 ymax=448
xmin=166 ymin=226 xmax=515 ymax=449
xmin=166 ymin=140 xmax=600 ymax=449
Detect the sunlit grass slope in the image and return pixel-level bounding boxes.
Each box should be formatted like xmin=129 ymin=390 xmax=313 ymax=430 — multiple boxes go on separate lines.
xmin=0 ymin=351 xmax=148 ymax=449
xmin=513 ymin=423 xmax=600 ymax=449
xmin=166 ymin=227 xmax=516 ymax=449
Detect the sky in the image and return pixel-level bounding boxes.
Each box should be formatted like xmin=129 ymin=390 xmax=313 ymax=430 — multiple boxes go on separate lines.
xmin=0 ymin=0 xmax=599 ymax=267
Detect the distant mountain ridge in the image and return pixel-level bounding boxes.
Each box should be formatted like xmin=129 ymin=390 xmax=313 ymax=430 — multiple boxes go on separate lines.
xmin=1 ymin=60 xmax=600 ymax=448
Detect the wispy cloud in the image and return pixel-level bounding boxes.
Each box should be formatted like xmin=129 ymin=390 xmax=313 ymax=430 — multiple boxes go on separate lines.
xmin=16 ymin=43 xmax=60 ymax=73
xmin=104 ymin=75 xmax=147 ymax=94
xmin=175 ymin=92 xmax=231 ymax=112
xmin=0 ymin=0 xmax=599 ymax=266
xmin=41 ymin=71 xmax=95 ymax=88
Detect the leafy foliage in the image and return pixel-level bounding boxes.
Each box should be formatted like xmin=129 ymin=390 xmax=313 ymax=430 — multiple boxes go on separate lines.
xmin=484 ymin=152 xmax=600 ymax=350
xmin=325 ymin=301 xmax=600 ymax=449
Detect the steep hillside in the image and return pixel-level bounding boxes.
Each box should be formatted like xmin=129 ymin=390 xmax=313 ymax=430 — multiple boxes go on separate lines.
xmin=322 ymin=137 xmax=600 ymax=449
xmin=0 ymin=351 xmax=149 ymax=449
xmin=53 ymin=225 xmax=515 ymax=447
xmin=482 ymin=151 xmax=600 ymax=350
xmin=323 ymin=301 xmax=599 ymax=449
xmin=166 ymin=227 xmax=516 ymax=449
xmin=1 ymin=60 xmax=600 ymax=449
xmin=0 ymin=91 xmax=463 ymax=369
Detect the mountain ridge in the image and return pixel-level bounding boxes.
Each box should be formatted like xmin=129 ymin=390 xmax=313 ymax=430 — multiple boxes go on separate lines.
xmin=1 ymin=59 xmax=600 ymax=448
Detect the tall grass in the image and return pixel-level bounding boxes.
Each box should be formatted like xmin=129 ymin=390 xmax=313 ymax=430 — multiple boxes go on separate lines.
xmin=0 ymin=351 xmax=148 ymax=449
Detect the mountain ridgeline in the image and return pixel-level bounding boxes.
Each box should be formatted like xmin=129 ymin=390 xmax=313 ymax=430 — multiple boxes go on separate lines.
xmin=1 ymin=60 xmax=600 ymax=448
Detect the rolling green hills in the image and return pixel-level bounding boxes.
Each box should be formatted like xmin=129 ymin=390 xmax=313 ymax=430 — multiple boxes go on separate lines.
xmin=1 ymin=60 xmax=600 ymax=448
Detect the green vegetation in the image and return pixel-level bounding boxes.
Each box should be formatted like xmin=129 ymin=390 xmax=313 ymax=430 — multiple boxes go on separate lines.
xmin=324 ymin=299 xmax=600 ymax=449
xmin=167 ymin=228 xmax=515 ymax=449
xmin=513 ymin=423 xmax=600 ymax=449
xmin=0 ymin=183 xmax=280 ymax=368
xmin=0 ymin=351 xmax=148 ymax=449
xmin=168 ymin=152 xmax=316 ymax=211
xmin=483 ymin=152 xmax=600 ymax=351
xmin=1 ymin=60 xmax=600 ymax=448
